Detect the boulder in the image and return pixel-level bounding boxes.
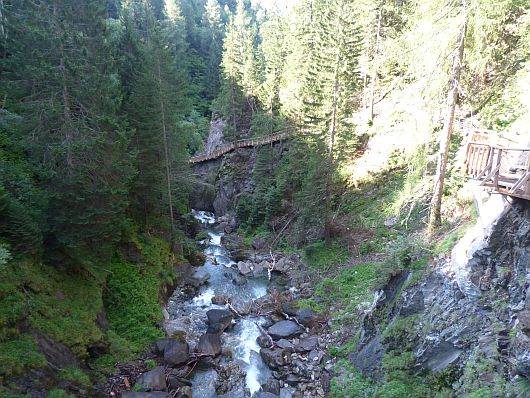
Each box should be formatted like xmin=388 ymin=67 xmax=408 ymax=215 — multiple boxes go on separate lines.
xmin=231 ymin=298 xmax=252 ymax=315
xmin=197 ymin=333 xmax=222 ymax=357
xmin=295 ymin=336 xmax=318 ymax=352
xmin=184 ymin=268 xmax=210 ymax=287
xmin=296 ymin=308 xmax=318 ymax=328
xmin=260 ymin=348 xmax=290 ymax=369
xmin=257 ymin=334 xmax=272 ymax=348
xmin=206 ymin=309 xmax=233 ymax=333
xmin=154 ymin=339 xmax=172 ymax=355
xmin=274 ymin=256 xmax=294 ymax=272
xmin=163 ymin=340 xmax=190 ymax=366
xmin=275 ymin=339 xmax=294 ymax=351
xmin=284 ymin=374 xmax=301 ymax=387
xmin=267 ymin=321 xmax=303 ymax=340
xmin=136 ymin=366 xmax=167 ymax=391
xmin=254 ymin=261 xmax=270 ymax=277
xmin=261 ymin=377 xmax=281 ymax=395
xmin=257 ymin=393 xmax=280 ymax=398
xmin=176 ymin=386 xmax=193 ymax=398
xmin=308 ymin=350 xmax=325 ymax=363
xmin=163 ymin=317 xmax=192 ymax=339
xmin=237 ymin=261 xmax=252 ymax=276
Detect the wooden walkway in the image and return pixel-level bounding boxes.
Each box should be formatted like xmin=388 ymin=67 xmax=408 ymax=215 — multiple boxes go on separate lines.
xmin=190 ymin=129 xmax=295 ymax=164
xmin=463 ymin=132 xmax=530 ymax=200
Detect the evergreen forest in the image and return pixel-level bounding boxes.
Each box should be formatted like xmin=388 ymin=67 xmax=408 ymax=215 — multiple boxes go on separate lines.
xmin=0 ymin=0 xmax=529 ymax=397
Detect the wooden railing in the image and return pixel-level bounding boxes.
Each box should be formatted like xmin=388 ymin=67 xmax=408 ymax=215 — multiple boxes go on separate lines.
xmin=463 ymin=140 xmax=530 ymax=200
xmin=190 ymin=129 xmax=295 ymax=164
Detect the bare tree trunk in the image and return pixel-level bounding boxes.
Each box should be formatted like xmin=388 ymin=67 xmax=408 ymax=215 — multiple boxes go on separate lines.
xmin=428 ymin=16 xmax=467 ymax=235
xmin=155 ymin=53 xmax=176 ymax=250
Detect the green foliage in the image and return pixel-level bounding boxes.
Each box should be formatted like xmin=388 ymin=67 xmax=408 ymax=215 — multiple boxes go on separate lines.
xmin=376 ymin=379 xmax=433 ymax=398
xmin=46 ymin=389 xmax=74 ymax=398
xmin=312 ymin=262 xmax=379 ymax=314
xmin=303 ymin=240 xmax=350 ymax=270
xmin=57 ymin=368 xmax=91 ymax=388
xmin=0 ymin=336 xmax=47 ymax=379
xmin=0 ymin=257 xmax=104 ymax=357
xmin=144 ymin=359 xmax=157 ymax=370
xmin=463 ymin=387 xmax=493 ymax=398
xmin=329 ymin=359 xmax=376 ymax=398
xmin=382 ymin=316 xmax=419 ymax=351
xmin=0 ymin=243 xmax=12 ymax=268
xmin=103 ymin=236 xmax=176 ymax=358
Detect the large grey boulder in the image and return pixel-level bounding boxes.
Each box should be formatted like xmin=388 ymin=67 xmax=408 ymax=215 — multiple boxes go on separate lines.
xmin=295 ymin=336 xmax=318 ymax=352
xmin=267 ymin=320 xmax=303 ymax=340
xmin=260 ymin=348 xmax=290 ymax=369
xmin=197 ymin=333 xmax=222 ymax=356
xmin=136 ymin=366 xmax=167 ymax=391
xmin=184 ymin=268 xmax=211 ymax=287
xmin=237 ymin=261 xmax=252 ymax=276
xmin=163 ymin=340 xmax=190 ymax=366
xmin=206 ymin=309 xmax=233 ymax=333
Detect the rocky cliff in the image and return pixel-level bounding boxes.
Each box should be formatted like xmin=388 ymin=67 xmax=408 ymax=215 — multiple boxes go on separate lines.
xmin=352 ymin=199 xmax=530 ymax=394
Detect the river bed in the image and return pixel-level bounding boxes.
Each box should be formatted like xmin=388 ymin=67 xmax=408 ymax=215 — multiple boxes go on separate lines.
xmin=165 ymin=210 xmax=272 ymax=397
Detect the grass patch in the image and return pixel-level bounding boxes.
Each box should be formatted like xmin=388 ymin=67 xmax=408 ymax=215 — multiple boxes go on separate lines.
xmin=100 ymin=235 xmax=180 ymax=370
xmin=57 ymin=367 xmax=91 ymax=388
xmin=0 ymin=335 xmax=47 ymax=379
xmin=330 ymin=359 xmax=376 ymax=398
xmin=46 ymin=389 xmax=74 ymax=398
xmin=303 ymin=240 xmax=350 ymax=270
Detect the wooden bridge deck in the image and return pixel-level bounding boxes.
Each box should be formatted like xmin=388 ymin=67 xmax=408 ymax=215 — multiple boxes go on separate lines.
xmin=190 ymin=129 xmax=295 ymax=164
xmin=463 ymin=133 xmax=530 ymax=200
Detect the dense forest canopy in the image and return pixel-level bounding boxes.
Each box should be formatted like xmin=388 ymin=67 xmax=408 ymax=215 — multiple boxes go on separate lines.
xmin=0 ymin=0 xmax=529 ymax=396
xmin=1 ymin=0 xmax=528 ymax=268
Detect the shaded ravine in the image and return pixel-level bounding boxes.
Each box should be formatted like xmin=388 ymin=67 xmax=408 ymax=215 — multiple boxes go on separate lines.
xmin=165 ymin=210 xmax=272 ymax=397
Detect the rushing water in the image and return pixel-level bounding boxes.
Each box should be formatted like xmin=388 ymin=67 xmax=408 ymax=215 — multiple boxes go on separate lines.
xmin=171 ymin=210 xmax=271 ymax=396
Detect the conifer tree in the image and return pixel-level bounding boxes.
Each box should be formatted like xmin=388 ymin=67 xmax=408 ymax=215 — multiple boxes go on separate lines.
xmin=2 ymin=0 xmax=134 ymax=267
xmin=124 ymin=0 xmax=191 ymax=250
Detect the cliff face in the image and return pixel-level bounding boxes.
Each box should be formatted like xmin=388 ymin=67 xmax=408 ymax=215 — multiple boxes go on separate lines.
xmin=190 ymin=119 xmax=290 ymax=218
xmin=352 ymin=200 xmax=530 ymax=394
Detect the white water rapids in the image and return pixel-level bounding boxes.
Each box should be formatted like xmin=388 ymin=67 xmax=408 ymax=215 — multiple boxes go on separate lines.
xmin=182 ymin=210 xmax=272 ymax=396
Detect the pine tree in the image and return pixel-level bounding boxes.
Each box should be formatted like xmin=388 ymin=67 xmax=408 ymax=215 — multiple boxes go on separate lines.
xmin=2 ymin=0 xmax=134 ymax=267
xmin=216 ymin=0 xmax=257 ymax=139
xmin=123 ymin=0 xmax=192 ymax=249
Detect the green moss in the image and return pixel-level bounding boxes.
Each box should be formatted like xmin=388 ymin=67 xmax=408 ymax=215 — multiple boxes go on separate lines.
xmin=329 ymin=335 xmax=360 ymax=359
xmin=46 ymin=389 xmax=75 ymax=398
xmin=381 ymin=351 xmax=416 ymax=381
xmin=330 ymin=359 xmax=376 ymax=398
xmin=382 ymin=316 xmax=419 ymax=351
xmin=0 ymin=335 xmax=47 ymax=379
xmin=464 ymin=387 xmax=493 ymax=398
xmin=103 ymin=236 xmax=177 ymax=363
xmin=0 ymin=257 xmax=105 ymax=359
xmin=144 ymin=359 xmax=157 ymax=370
xmin=313 ymin=262 xmax=379 ymax=313
xmin=57 ymin=367 xmax=91 ymax=388
xmin=376 ymin=379 xmax=433 ymax=398
xmin=303 ymin=240 xmax=350 ymax=270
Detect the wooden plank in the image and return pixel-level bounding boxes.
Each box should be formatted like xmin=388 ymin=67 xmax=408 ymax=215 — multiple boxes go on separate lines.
xmin=509 ymin=171 xmax=530 ymax=194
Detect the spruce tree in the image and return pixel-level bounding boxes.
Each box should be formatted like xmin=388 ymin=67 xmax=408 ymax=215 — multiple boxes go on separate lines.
xmin=2 ymin=0 xmax=134 ymax=267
